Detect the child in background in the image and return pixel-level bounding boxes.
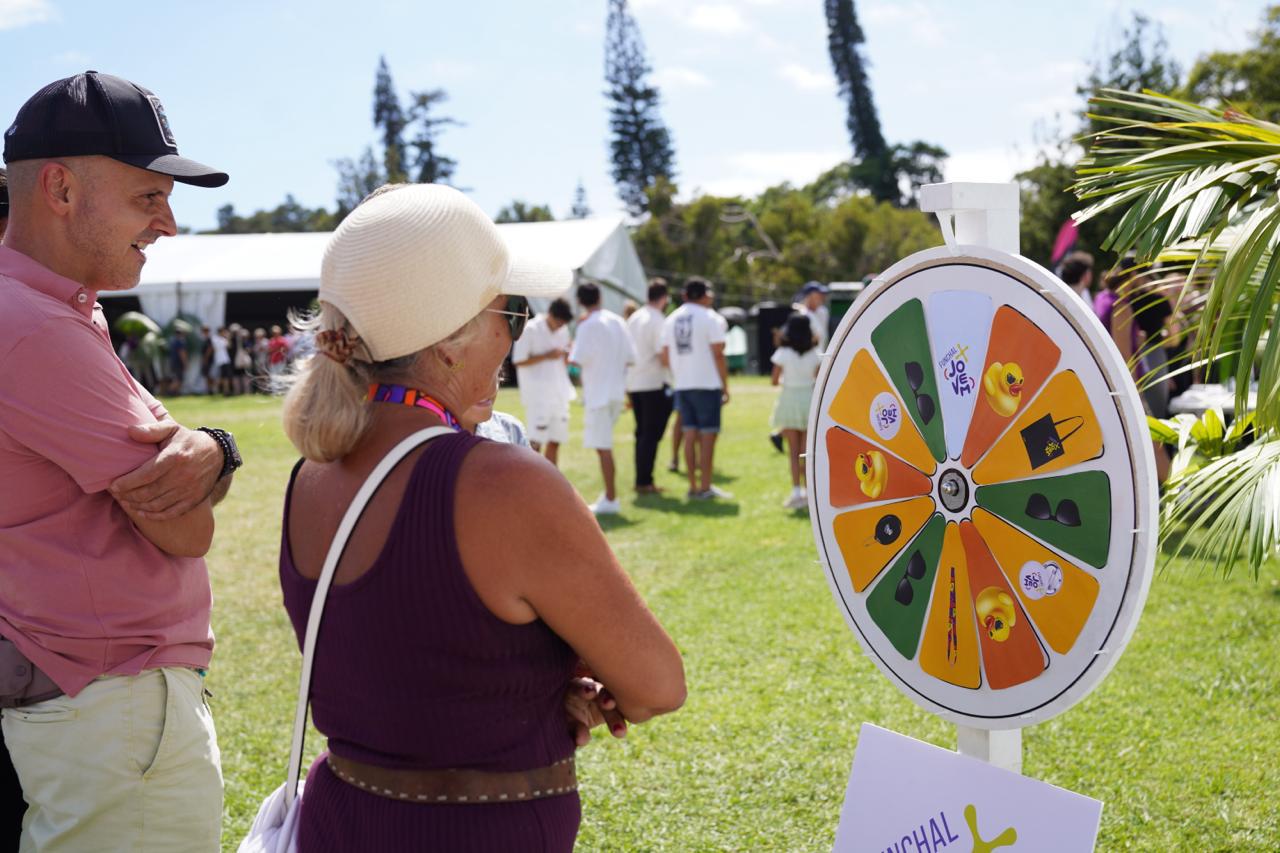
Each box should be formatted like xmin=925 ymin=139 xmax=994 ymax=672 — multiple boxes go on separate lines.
xmin=771 ymin=314 xmax=821 ymax=509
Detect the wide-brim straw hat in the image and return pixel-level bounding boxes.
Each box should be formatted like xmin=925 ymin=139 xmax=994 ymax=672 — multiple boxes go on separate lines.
xmin=320 ymin=183 xmax=571 ymax=362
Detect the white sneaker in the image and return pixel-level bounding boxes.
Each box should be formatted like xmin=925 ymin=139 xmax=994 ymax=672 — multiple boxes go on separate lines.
xmin=784 ymin=492 xmax=808 ymax=510
xmin=705 ymin=485 xmax=734 ymax=499
xmin=590 ymin=496 xmax=622 ymax=515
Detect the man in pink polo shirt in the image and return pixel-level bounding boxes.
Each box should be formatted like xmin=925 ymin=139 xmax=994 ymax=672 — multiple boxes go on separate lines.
xmin=0 ymin=72 xmax=239 ymax=850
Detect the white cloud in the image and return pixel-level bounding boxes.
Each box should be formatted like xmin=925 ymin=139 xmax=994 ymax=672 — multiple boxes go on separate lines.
xmin=696 ymin=148 xmax=847 ymax=198
xmin=0 ymin=0 xmax=55 ymax=30
xmin=652 ymin=66 xmax=713 ymax=89
xmin=687 ymin=4 xmax=748 ymax=34
xmin=779 ymin=63 xmax=834 ymax=92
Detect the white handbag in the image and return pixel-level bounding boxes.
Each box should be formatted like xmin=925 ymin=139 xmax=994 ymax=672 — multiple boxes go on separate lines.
xmin=238 ymin=426 xmax=455 ymax=853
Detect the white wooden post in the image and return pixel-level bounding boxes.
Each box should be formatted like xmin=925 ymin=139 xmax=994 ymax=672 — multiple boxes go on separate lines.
xmin=918 ymin=181 xmax=1024 ymax=775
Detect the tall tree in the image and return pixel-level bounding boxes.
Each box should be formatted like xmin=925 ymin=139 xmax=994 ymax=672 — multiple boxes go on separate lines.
xmin=1077 ymin=13 xmax=1181 ymax=137
xmin=605 ymin=0 xmax=677 ymax=216
xmin=373 ymin=57 xmax=408 ymax=183
xmin=1182 ymin=5 xmax=1280 ymax=123
xmin=570 ymin=180 xmax=592 ymax=218
xmin=825 ymin=0 xmax=895 ymax=204
xmin=406 ymin=89 xmax=460 ymax=185
xmin=1017 ymin=13 xmax=1183 ymax=266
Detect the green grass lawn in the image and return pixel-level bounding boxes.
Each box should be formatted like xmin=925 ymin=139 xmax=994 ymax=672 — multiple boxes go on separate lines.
xmin=165 ymin=377 xmax=1280 ymax=851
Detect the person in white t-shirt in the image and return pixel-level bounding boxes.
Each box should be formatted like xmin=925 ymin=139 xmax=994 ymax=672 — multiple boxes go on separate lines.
xmin=793 ymin=281 xmax=830 ymax=352
xmin=569 ymin=282 xmax=636 ymax=515
xmin=661 ymin=277 xmax=730 ymax=500
xmin=771 ymin=314 xmax=822 ymax=509
xmin=625 ymin=279 xmax=674 ymax=494
xmin=511 ymin=298 xmax=575 ymax=465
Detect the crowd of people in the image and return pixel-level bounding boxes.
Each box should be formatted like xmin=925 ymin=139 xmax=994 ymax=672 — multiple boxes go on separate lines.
xmin=1058 ymin=249 xmax=1195 ymax=481
xmin=119 ymin=321 xmax=306 ymax=396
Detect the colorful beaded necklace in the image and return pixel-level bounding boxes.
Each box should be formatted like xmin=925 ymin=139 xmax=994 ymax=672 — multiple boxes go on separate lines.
xmin=367 ymin=384 xmax=462 ymax=432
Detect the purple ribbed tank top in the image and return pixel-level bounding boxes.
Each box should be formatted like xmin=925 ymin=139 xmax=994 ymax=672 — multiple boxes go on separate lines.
xmin=279 ymin=432 xmax=580 ymax=851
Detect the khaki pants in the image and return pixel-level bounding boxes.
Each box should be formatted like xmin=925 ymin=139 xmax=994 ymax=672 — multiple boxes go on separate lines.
xmin=2 ymin=667 xmax=222 ymax=852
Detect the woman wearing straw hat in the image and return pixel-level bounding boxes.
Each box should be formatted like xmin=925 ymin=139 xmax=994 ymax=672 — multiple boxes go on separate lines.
xmin=277 ymin=184 xmax=685 ymax=851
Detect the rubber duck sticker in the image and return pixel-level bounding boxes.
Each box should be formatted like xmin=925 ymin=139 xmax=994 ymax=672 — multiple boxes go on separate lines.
xmin=964 ymin=804 xmax=1018 ymax=852
xmin=982 ymin=362 xmax=1024 ymax=417
xmin=974 ymin=587 xmax=1016 ymax=642
xmin=856 ymin=450 xmax=888 ymax=499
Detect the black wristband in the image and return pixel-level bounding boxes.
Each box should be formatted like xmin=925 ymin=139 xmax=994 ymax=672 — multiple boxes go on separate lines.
xmin=197 ymin=427 xmax=242 ymax=479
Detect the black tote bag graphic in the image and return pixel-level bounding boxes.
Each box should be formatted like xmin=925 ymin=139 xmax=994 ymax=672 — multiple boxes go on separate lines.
xmin=1019 ymin=414 xmax=1085 ymax=470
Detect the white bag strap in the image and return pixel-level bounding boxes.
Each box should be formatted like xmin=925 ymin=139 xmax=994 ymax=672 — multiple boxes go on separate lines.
xmin=283 ymin=425 xmax=455 ymax=805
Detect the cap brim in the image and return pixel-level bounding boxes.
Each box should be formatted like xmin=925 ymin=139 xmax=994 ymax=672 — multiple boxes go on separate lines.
xmin=501 ymin=257 xmax=574 ymax=298
xmin=112 ymin=153 xmax=229 ymax=188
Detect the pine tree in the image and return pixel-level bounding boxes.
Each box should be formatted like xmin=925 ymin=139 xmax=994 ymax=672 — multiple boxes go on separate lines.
xmin=373 ymin=57 xmax=408 ymax=183
xmin=406 ymin=89 xmax=460 ymax=185
xmin=605 ymin=0 xmax=676 ymax=216
xmin=825 ymin=0 xmax=896 ymax=204
xmin=570 ymin=180 xmax=592 ymax=218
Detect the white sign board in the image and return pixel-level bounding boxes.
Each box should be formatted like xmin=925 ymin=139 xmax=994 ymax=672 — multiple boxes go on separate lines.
xmin=834 ymin=724 xmax=1101 ymax=852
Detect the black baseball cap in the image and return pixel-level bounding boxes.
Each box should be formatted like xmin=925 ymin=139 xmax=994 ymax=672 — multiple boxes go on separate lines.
xmin=3 ymin=71 xmax=228 ymax=188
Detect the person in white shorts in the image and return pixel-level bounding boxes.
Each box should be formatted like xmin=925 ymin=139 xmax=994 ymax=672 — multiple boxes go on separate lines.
xmin=569 ymin=282 xmax=636 ymax=515
xmin=511 ymin=298 xmax=574 ymax=465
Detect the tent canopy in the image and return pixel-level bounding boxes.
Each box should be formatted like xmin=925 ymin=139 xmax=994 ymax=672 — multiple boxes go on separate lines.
xmin=103 ymin=217 xmax=648 ymax=327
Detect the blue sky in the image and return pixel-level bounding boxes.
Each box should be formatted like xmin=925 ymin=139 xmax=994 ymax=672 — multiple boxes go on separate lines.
xmin=1 ymin=0 xmax=1269 ymax=231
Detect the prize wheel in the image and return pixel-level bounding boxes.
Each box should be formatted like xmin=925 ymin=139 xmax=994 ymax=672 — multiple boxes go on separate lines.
xmin=808 ymin=245 xmax=1157 ymax=728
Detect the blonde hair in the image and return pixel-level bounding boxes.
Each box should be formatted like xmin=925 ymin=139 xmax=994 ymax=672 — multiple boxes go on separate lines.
xmin=281 ymin=303 xmax=482 ymax=462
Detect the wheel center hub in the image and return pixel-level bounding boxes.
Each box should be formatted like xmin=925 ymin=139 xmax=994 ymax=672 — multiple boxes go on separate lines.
xmin=937 ymin=468 xmax=970 ymax=513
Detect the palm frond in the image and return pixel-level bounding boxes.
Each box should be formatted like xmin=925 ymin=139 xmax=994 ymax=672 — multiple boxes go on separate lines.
xmin=1156 ymin=435 xmax=1280 ymax=578
xmin=1075 ymin=89 xmax=1280 ymax=575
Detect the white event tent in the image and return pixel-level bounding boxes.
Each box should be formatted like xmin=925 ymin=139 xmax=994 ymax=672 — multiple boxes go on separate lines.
xmin=101 ymin=217 xmax=648 ymax=328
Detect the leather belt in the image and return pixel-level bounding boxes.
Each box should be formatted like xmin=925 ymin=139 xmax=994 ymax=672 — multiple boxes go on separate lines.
xmin=326 ymin=752 xmax=577 ymax=805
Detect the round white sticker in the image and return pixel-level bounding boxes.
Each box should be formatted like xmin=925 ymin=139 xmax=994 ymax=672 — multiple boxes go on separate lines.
xmin=869 ymin=391 xmax=903 ymax=441
xmin=1018 ymin=560 xmax=1064 ymax=600
xmin=1018 ymin=561 xmax=1047 ymax=600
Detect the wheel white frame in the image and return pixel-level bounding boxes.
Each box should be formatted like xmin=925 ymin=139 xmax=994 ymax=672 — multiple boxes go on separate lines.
xmin=807 ymin=245 xmax=1157 ymax=729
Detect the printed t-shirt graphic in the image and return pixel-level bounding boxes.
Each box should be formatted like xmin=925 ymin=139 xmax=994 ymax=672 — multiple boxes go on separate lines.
xmin=870 ymin=298 xmax=946 ymax=463
xmin=974 ymin=470 xmax=1112 ymax=568
xmin=973 ymin=370 xmax=1102 ymax=484
xmin=865 ymin=514 xmax=946 ymax=659
xmin=959 ymin=521 xmax=1047 ymax=689
xmin=832 ymin=496 xmax=936 ymax=592
xmin=972 ymin=510 xmax=1099 ymax=655
xmin=961 ymin=306 xmax=1061 ymax=468
xmin=919 ymin=522 xmax=981 ymax=689
xmin=827 ymin=348 xmax=936 ymax=475
xmin=926 ymin=291 xmax=993 ymax=461
xmin=825 ymin=428 xmax=932 ymax=508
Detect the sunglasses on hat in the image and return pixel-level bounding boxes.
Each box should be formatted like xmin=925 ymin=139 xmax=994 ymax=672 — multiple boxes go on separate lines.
xmin=486 ymin=295 xmax=530 ymax=341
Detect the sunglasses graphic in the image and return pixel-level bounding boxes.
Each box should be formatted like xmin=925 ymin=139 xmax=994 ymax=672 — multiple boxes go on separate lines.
xmin=1024 ymin=493 xmax=1081 ymax=527
xmin=904 ymin=362 xmax=936 ymax=425
xmin=893 ymin=550 xmax=928 ymax=606
xmin=487 ymin=295 xmax=530 ymax=341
